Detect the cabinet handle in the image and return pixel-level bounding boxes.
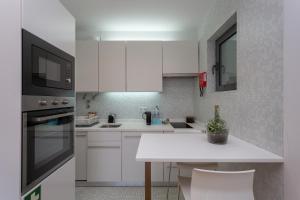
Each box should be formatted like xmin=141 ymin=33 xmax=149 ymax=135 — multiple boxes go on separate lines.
xmin=124 ymin=135 xmax=141 ymax=138
xmin=76 ymin=133 xmax=87 ymax=136
xmin=29 ymin=112 xmax=74 ymax=123
xmin=88 ymin=145 xmax=121 ymax=148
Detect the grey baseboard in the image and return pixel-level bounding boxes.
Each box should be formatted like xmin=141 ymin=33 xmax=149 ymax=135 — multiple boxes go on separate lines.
xmin=75 ymin=181 xmax=177 ymax=187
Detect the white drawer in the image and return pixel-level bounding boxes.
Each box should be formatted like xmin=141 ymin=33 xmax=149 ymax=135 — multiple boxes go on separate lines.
xmin=88 ymin=132 xmax=121 ymax=147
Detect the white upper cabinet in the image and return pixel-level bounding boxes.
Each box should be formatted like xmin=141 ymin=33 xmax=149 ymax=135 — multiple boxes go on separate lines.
xmin=76 ymin=40 xmax=99 ymax=92
xmin=126 ymin=42 xmax=163 ymax=92
xmin=99 ymin=42 xmax=126 ymax=92
xmin=163 ymin=41 xmax=198 ymax=76
xmin=22 ymin=0 xmax=75 ymax=56
xmin=75 ymin=41 xmax=198 ymax=92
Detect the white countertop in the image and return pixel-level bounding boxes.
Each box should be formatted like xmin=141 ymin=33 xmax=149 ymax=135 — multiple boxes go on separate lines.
xmin=76 ymin=122 xmax=174 ymax=132
xmin=136 ymin=134 xmax=284 ymax=163
xmin=75 ymin=120 xmax=204 ymax=133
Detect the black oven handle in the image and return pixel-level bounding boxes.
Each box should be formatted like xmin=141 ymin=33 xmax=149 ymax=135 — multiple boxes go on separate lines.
xmin=29 ymin=112 xmax=74 ymax=123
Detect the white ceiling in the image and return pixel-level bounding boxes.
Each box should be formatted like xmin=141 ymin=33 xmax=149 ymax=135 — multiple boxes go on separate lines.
xmin=60 ymin=0 xmax=216 ymax=39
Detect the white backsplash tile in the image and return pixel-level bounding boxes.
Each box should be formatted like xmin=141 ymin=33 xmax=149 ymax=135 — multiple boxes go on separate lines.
xmin=76 ymin=77 xmax=196 ymax=120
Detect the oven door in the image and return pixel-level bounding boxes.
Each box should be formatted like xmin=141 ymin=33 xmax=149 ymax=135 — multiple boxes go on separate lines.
xmin=22 ymin=107 xmax=74 ymax=194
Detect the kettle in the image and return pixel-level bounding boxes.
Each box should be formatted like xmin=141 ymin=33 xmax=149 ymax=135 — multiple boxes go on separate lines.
xmin=142 ymin=111 xmax=152 ymax=125
xmin=108 ymin=113 xmax=116 ymax=123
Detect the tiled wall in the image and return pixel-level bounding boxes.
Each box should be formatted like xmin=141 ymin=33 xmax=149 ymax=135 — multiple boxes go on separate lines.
xmin=194 ymin=0 xmax=283 ymax=199
xmin=76 ymin=77 xmax=195 ymax=120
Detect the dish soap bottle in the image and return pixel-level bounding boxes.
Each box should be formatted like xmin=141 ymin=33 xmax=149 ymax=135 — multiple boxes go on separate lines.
xmin=152 ymin=105 xmax=161 ymax=125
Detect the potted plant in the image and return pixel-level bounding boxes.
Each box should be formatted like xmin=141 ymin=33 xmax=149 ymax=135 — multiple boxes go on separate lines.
xmin=206 ymin=105 xmax=229 ymax=144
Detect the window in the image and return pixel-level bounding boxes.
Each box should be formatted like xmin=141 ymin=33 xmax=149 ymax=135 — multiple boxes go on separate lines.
xmin=215 ymin=24 xmax=237 ymax=91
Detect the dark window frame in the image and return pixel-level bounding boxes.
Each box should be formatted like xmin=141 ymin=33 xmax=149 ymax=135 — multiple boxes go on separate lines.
xmin=215 ymin=24 xmax=237 ymax=91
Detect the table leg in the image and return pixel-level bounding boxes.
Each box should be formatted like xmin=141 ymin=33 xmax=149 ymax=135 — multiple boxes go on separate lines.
xmin=145 ymin=162 xmax=151 ymax=200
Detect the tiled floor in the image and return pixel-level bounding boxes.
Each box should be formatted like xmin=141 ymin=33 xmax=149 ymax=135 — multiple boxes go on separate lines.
xmin=76 ymin=187 xmax=181 ymax=200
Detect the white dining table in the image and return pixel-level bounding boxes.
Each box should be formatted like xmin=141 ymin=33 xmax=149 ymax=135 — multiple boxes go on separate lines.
xmin=136 ymin=133 xmax=283 ymax=200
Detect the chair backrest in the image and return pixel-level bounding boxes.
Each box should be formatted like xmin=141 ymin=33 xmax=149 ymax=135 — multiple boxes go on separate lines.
xmin=191 ymin=169 xmax=255 ymax=200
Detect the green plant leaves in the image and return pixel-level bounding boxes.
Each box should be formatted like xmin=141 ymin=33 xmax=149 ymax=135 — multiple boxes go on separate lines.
xmin=207 ymin=105 xmax=227 ymax=134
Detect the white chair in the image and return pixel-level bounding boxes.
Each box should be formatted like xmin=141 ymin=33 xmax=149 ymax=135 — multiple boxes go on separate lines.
xmin=178 ymin=169 xmax=255 ymax=200
xmin=166 ymin=162 xmax=218 ymax=199
xmin=176 ymin=162 xmax=218 ymax=176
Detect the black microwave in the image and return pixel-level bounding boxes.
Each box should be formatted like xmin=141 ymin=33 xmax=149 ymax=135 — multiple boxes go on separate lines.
xmin=22 ymin=29 xmax=75 ymax=97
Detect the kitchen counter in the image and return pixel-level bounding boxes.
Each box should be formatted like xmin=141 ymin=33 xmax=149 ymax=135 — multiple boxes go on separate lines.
xmin=136 ymin=134 xmax=284 ymax=163
xmin=136 ymin=133 xmax=284 ymax=200
xmin=75 ymin=120 xmax=204 ymax=133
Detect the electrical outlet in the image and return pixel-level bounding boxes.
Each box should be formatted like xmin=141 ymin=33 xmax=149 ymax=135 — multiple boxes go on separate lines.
xmin=139 ymin=106 xmax=147 ymax=114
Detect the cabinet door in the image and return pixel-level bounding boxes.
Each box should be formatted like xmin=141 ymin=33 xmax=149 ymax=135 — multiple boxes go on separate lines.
xmin=163 ymin=41 xmax=198 ymax=75
xmin=22 ymin=0 xmax=75 ymax=56
xmin=126 ymin=42 xmax=163 ymax=92
xmin=99 ymin=42 xmax=126 ymax=92
xmin=76 ymin=40 xmax=99 ymax=92
xmin=122 ymin=132 xmax=164 ymax=183
xmin=87 ymin=132 xmax=122 ymax=182
xmin=40 ymin=159 xmax=75 ymax=200
xmin=75 ymin=132 xmax=87 ymax=181
xmin=87 ymin=146 xmax=121 ymax=182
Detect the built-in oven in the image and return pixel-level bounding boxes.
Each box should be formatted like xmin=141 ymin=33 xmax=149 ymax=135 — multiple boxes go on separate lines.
xmin=21 ymin=96 xmax=75 ymax=195
xmin=22 ymin=29 xmax=75 ymax=97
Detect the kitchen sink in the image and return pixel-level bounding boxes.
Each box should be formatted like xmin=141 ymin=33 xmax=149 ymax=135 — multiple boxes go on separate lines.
xmin=100 ymin=123 xmax=122 ymax=128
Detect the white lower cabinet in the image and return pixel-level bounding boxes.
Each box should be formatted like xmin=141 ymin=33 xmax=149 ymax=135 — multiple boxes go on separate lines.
xmin=122 ymin=132 xmax=164 ymax=184
xmin=87 ymin=132 xmax=122 ymax=182
xmin=75 ymin=132 xmax=87 ymax=181
xmin=41 ymin=158 xmax=75 ymax=200
xmin=22 ymin=158 xmax=75 ymax=200
xmin=78 ymin=130 xmax=166 ymax=185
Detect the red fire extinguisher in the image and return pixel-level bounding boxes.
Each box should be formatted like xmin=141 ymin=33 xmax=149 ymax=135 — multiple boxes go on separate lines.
xmin=199 ymin=72 xmax=207 ymax=97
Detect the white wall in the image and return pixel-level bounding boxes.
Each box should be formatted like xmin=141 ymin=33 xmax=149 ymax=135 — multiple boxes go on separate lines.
xmin=195 ymin=1 xmax=283 ymax=199
xmin=22 ymin=0 xmax=76 ymax=56
xmin=284 ymin=0 xmax=300 ymax=199
xmin=195 ymin=0 xmax=283 ymax=156
xmin=0 ymin=0 xmax=22 ymax=199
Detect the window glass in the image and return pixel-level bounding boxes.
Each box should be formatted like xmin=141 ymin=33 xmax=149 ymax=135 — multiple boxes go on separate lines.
xmin=220 ymin=33 xmax=237 ymax=86
xmin=215 ymin=24 xmax=237 ymax=91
